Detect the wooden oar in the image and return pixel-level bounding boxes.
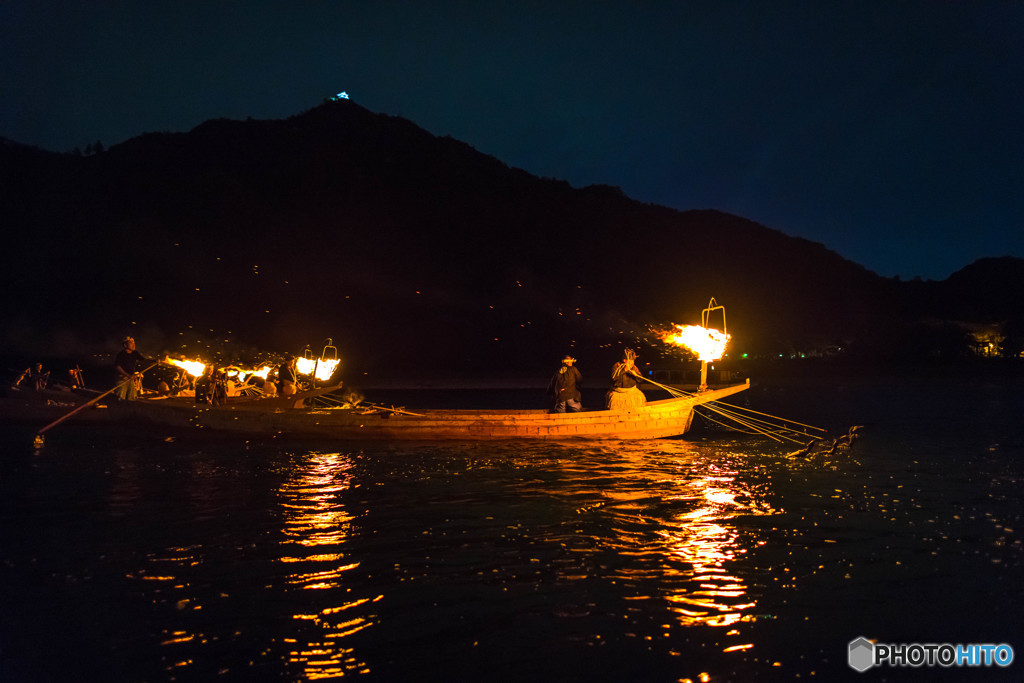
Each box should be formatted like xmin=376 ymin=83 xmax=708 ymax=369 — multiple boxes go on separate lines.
xmin=34 ymin=361 xmax=161 ymax=445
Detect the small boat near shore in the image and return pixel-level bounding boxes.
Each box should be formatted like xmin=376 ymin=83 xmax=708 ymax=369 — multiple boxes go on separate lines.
xmin=110 ymin=380 xmax=751 ymax=441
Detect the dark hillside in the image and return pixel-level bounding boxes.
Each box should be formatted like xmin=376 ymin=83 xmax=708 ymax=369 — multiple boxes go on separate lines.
xmin=1 ymin=101 xmax=1017 ymax=379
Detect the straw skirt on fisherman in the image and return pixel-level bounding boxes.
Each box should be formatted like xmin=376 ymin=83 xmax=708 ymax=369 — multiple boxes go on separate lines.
xmin=606 ymin=348 xmax=647 ymax=410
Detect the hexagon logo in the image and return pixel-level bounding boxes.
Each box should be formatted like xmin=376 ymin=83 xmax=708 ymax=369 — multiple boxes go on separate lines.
xmin=848 ymin=637 xmax=875 ymax=672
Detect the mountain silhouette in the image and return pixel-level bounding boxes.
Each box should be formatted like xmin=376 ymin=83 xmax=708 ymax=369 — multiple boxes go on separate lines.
xmin=1 ymin=100 xmax=1020 ymax=380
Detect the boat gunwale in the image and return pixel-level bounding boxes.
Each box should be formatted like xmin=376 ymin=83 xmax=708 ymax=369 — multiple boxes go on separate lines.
xmin=136 ymin=380 xmax=748 ymax=418
xmin=109 ymin=380 xmax=751 ymax=440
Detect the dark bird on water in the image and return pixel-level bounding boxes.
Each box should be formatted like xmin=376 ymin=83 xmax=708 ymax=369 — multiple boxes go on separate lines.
xmin=790 ymin=438 xmax=820 ymax=458
xmin=824 ymin=425 xmax=864 ymax=454
xmin=840 ymin=425 xmax=864 ymax=447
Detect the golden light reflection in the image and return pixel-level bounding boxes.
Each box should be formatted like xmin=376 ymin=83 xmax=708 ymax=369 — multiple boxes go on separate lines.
xmin=134 ymin=546 xmax=215 ymax=672
xmin=578 ymin=443 xmax=778 ymax=656
xmin=278 ymin=451 xmax=375 ymax=678
xmin=659 ymin=470 xmax=771 ymax=630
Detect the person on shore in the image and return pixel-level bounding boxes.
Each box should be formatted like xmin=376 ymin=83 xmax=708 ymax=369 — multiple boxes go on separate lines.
xmin=547 ymin=354 xmax=582 ymax=413
xmin=114 ymin=336 xmax=148 ymax=401
xmin=606 ymin=348 xmax=646 ymax=410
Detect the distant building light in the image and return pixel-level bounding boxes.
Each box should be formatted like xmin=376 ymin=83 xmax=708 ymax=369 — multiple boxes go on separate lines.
xmin=331 ymin=91 xmax=350 ymax=101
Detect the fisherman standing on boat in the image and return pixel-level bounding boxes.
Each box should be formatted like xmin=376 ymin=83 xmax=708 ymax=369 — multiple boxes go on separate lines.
xmin=31 ymin=363 xmax=50 ymax=391
xmin=13 ymin=363 xmax=49 ymax=391
xmin=606 ymin=348 xmax=647 ymax=410
xmin=211 ymin=369 xmax=228 ymax=406
xmin=278 ymin=356 xmax=298 ymax=396
xmin=114 ymin=336 xmax=149 ymax=401
xmin=194 ymin=366 xmax=214 ymax=404
xmin=548 ymin=355 xmax=583 ymax=413
xmin=68 ymin=365 xmax=84 ymax=389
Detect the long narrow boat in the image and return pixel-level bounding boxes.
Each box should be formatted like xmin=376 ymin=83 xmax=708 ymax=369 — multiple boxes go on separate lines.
xmin=114 ymin=380 xmax=751 ymax=440
xmin=1 ymin=386 xmax=104 ymax=422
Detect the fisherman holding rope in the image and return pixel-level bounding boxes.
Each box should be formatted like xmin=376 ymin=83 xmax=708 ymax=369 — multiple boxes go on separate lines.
xmin=114 ymin=336 xmax=149 ymax=401
xmin=606 ymin=348 xmax=647 ymax=410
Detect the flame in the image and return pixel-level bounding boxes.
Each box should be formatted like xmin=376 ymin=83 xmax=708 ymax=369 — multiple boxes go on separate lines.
xmin=295 ymin=357 xmax=341 ymax=382
xmin=165 ymin=357 xmax=206 ymax=377
xmin=661 ymin=324 xmax=730 ymax=362
xmin=250 ymin=365 xmax=273 ymax=380
xmin=166 ymin=357 xmax=284 ymax=385
xmin=226 ymin=365 xmax=274 ymax=383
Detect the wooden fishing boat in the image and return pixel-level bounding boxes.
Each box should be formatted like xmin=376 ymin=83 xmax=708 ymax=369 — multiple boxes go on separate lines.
xmin=0 ymin=386 xmax=104 ymax=423
xmin=113 ymin=380 xmax=751 ymax=440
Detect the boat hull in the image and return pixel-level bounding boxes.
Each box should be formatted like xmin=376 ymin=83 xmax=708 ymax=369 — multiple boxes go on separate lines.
xmin=116 ymin=381 xmax=751 ymax=441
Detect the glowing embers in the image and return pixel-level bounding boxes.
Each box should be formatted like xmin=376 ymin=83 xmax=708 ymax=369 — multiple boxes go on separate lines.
xmin=659 ymin=324 xmax=731 ymax=362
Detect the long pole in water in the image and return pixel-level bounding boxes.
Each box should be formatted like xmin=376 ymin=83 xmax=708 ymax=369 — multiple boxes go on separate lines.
xmin=34 ymin=361 xmax=161 ymax=444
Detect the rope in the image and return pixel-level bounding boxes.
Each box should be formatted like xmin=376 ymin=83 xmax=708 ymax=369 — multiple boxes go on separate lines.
xmin=695 ymin=405 xmax=784 ymax=441
xmin=697 ymin=401 xmax=818 ymax=442
xmin=696 ymin=403 xmax=787 ymax=442
xmin=695 ymin=409 xmax=765 ymax=435
xmin=307 ymin=391 xmax=425 ymax=417
xmin=637 ymin=373 xmax=826 ymax=442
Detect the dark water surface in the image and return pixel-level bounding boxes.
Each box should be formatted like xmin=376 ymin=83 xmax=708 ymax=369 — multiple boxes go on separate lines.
xmin=1 ymin=375 xmax=1022 ymax=681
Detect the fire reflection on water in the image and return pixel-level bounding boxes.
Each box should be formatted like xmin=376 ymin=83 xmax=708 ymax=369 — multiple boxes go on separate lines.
xmin=583 ymin=444 xmax=778 ymax=656
xmin=660 ymin=472 xmax=761 ymax=630
xmin=277 ymin=451 xmax=376 ymax=679
xmin=124 ymin=440 xmax=779 ymax=677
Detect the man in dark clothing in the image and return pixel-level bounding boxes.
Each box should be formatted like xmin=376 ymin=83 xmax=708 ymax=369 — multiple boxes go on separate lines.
xmin=115 ymin=336 xmax=149 ymax=401
xmin=278 ymin=356 xmax=298 ymax=396
xmin=547 ymin=355 xmax=583 ymax=413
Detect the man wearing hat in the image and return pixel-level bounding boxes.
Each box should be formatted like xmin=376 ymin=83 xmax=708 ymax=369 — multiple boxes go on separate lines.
xmin=547 ymin=354 xmax=583 ymax=413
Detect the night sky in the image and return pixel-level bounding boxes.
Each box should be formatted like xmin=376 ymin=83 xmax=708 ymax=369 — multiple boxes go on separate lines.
xmin=3 ymin=1 xmax=1022 ymax=281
